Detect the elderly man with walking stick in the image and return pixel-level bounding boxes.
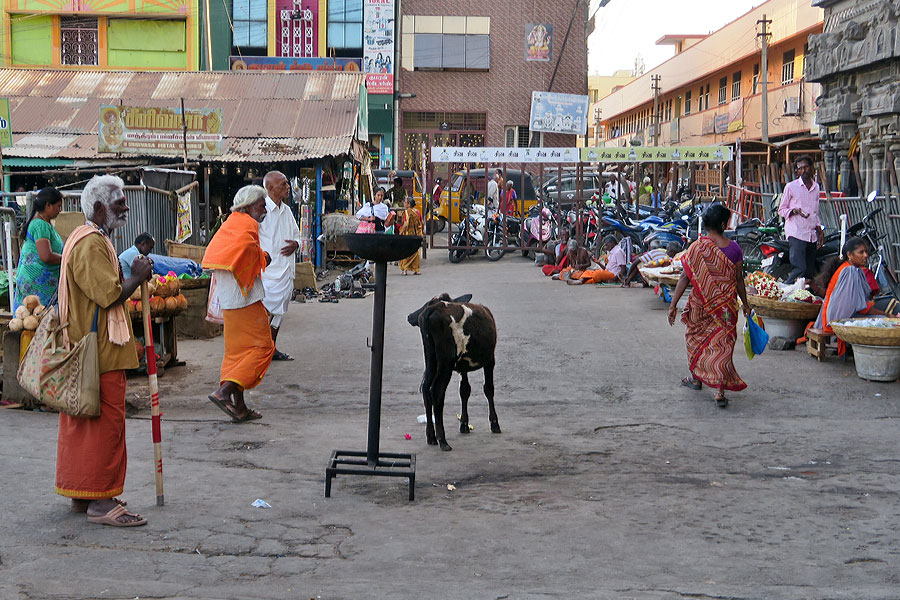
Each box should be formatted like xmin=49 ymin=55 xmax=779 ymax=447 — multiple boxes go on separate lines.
xmin=56 ymin=174 xmax=154 ymax=527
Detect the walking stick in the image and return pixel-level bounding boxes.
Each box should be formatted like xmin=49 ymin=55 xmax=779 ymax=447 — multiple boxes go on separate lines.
xmin=140 ymin=281 xmax=165 ymax=506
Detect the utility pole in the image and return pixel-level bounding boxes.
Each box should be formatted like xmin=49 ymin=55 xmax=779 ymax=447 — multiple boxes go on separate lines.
xmin=651 ymin=74 xmax=661 ymax=147
xmin=593 ymin=107 xmax=601 ymax=146
xmin=758 ymin=14 xmax=771 ymax=144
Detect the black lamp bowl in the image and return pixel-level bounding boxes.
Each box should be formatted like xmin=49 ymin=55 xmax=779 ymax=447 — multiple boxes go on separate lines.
xmin=343 ymin=233 xmax=423 ymax=262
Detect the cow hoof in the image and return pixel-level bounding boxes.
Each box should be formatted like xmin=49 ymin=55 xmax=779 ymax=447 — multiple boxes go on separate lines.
xmin=459 ymin=423 xmax=470 ymax=434
xmin=439 ymin=442 xmax=453 ymax=451
xmin=491 ymin=423 xmax=502 ymax=434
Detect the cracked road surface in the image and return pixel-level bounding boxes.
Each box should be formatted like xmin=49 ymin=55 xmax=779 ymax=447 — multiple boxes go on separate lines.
xmin=2 ymin=256 xmax=899 ymax=599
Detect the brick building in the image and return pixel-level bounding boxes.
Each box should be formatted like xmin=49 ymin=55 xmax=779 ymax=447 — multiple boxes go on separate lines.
xmin=396 ymin=0 xmax=588 ymax=170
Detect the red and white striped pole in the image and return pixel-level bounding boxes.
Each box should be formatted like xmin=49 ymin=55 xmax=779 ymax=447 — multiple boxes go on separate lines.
xmin=140 ymin=281 xmax=165 ymax=506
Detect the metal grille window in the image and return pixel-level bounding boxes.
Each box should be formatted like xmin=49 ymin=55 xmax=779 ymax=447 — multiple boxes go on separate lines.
xmin=718 ymin=77 xmax=727 ymax=105
xmin=60 ymin=17 xmax=98 ymax=66
xmin=233 ymin=0 xmax=267 ymax=52
xmin=504 ymin=126 xmax=541 ymax=147
xmin=403 ymin=112 xmax=486 ymax=131
xmin=684 ymin=90 xmax=691 ymax=115
xmin=782 ymin=49 xmax=795 ymax=85
xmin=327 ymin=0 xmax=363 ymax=50
xmin=731 ymin=71 xmax=741 ymax=100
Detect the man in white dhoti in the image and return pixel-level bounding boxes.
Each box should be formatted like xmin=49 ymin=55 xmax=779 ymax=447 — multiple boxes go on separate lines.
xmin=259 ymin=171 xmax=301 ymax=361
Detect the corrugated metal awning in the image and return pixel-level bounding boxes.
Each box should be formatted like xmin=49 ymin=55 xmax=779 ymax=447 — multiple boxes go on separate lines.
xmin=0 ymin=68 xmax=364 ymax=162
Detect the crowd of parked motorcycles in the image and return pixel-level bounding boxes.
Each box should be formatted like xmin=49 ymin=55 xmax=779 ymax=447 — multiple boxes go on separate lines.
xmin=437 ymin=187 xmax=900 ymax=302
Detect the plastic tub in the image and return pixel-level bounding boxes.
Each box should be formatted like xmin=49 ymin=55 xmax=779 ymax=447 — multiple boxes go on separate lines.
xmin=853 ymin=344 xmax=900 ymax=382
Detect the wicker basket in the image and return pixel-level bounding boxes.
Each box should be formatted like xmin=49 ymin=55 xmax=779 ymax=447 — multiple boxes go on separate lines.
xmin=747 ymin=295 xmax=822 ymax=321
xmin=831 ymin=318 xmax=900 ymax=347
xmin=178 ymin=277 xmax=210 ymax=290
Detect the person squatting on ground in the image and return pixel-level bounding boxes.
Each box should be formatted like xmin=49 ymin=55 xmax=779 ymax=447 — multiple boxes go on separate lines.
xmin=668 ymin=204 xmax=751 ymax=408
xmin=259 ymin=171 xmax=301 ymax=362
xmin=566 ymin=235 xmax=629 ymax=285
xmin=202 ymin=185 xmax=275 ymax=423
xmin=55 ymin=175 xmax=154 ymax=527
xmin=777 ymin=154 xmax=823 ymax=284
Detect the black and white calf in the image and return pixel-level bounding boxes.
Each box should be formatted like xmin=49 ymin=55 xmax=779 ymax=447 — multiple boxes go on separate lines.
xmin=407 ymin=293 xmax=501 ymax=451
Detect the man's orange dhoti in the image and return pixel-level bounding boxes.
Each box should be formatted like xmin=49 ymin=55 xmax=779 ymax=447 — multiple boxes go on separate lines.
xmin=571 ymin=269 xmax=617 ymax=284
xmin=55 ymin=371 xmax=128 ymax=499
xmin=221 ymin=301 xmax=275 ymax=389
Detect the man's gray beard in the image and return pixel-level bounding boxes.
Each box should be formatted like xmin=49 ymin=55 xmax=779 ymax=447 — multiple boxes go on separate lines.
xmin=105 ymin=213 xmax=127 ymax=232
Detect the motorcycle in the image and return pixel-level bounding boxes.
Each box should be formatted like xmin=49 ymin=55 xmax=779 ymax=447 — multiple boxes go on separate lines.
xmin=484 ymin=211 xmax=523 ymax=261
xmin=448 ymin=204 xmax=487 ymax=263
xmin=521 ymin=204 xmax=559 ymax=257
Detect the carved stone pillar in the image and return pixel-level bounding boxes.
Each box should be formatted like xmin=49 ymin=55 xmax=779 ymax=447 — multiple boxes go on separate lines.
xmin=889 ymin=140 xmax=900 ymax=195
xmin=870 ymin=143 xmax=884 ymax=196
xmin=837 ymin=144 xmax=852 ymax=195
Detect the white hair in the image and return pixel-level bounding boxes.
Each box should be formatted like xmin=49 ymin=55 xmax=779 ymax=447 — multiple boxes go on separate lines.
xmin=231 ymin=185 xmax=267 ymax=212
xmin=81 ymin=175 xmax=125 ymax=220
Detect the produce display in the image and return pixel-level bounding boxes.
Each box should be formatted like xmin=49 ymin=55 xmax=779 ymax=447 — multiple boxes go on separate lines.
xmin=836 ymin=317 xmax=900 ymax=328
xmin=126 ymin=272 xmax=188 ymax=315
xmin=786 ymin=289 xmax=822 ymax=304
xmin=646 ymin=257 xmax=671 ymax=268
xmin=8 ymin=295 xmax=46 ymax=332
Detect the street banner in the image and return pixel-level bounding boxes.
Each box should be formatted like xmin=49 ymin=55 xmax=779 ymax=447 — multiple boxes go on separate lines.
xmin=529 ymin=91 xmax=589 ymax=135
xmin=0 ymin=99 xmax=11 ymax=148
xmin=525 ymin=23 xmax=552 ymax=62
xmin=431 ymin=147 xmax=579 ymax=163
xmin=364 ymin=0 xmax=394 ymax=94
xmin=581 ymin=145 xmax=733 ymax=162
xmin=98 ymin=105 xmax=224 ymax=156
xmin=727 ymin=99 xmax=743 ymax=132
xmin=230 ymin=56 xmax=361 ymax=71
xmin=175 ymin=190 xmax=192 ymax=243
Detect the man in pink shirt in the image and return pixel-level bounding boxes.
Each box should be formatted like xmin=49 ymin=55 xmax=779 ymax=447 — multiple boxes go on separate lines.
xmin=777 ymin=155 xmax=824 ymax=283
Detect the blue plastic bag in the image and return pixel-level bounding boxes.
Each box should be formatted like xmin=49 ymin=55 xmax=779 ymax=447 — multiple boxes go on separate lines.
xmin=743 ymin=311 xmax=769 ymax=359
xmin=148 ymin=253 xmax=202 ymax=277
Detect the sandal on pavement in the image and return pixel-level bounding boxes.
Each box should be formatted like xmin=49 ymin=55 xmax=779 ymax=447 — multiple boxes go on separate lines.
xmin=231 ymin=408 xmax=263 ymax=424
xmin=72 ymin=498 xmax=126 ymax=513
xmin=208 ymin=394 xmax=235 ymax=419
xmin=681 ymin=377 xmax=702 ymax=390
xmin=87 ymin=504 xmax=147 ymax=527
xmin=716 ymin=395 xmax=729 ymax=408
xmin=272 ymin=350 xmax=294 ymax=361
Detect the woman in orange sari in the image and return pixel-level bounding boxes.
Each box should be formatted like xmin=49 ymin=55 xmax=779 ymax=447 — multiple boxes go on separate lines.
xmin=398 ymin=197 xmax=423 ymax=274
xmin=668 ymin=204 xmax=751 ymax=408
xmin=813 ymin=237 xmax=897 ymax=341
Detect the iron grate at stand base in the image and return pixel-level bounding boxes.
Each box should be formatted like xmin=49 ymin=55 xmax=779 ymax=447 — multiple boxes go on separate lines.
xmin=325 ymin=450 xmax=416 ymax=501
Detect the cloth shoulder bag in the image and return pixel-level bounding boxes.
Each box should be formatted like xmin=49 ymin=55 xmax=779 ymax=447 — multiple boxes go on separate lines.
xmin=17 ymin=304 xmax=101 ymax=417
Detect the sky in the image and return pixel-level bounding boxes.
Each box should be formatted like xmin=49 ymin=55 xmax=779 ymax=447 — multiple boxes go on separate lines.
xmin=588 ymin=0 xmax=764 ymax=75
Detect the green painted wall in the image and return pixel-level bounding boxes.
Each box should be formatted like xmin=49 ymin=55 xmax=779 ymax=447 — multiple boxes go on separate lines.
xmin=368 ymin=93 xmax=394 ymax=167
xmin=11 ymin=15 xmax=53 ymax=65
xmin=107 ymin=19 xmax=188 ymax=68
xmin=201 ymin=0 xmax=234 ymax=70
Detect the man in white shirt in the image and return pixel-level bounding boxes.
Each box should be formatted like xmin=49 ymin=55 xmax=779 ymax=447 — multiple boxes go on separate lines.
xmin=487 ymin=171 xmax=500 ymax=210
xmin=259 ymin=171 xmax=302 ymax=361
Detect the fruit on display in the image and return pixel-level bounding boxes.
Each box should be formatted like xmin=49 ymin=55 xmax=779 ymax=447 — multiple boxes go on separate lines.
xmin=164 ymin=296 xmax=178 ymax=310
xmin=23 ymin=295 xmax=41 ymax=313
xmin=23 ymin=315 xmax=39 ymax=330
xmin=14 ymin=305 xmax=29 ymax=320
xmin=175 ymin=294 xmax=188 ymax=309
xmin=8 ymin=318 xmax=23 ymax=331
xmin=11 ymin=296 xmax=49 ymax=330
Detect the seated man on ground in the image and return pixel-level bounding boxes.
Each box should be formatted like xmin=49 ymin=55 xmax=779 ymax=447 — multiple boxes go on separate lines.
xmin=567 ymin=235 xmax=626 ymax=285
xmin=540 ymin=227 xmax=571 ymax=275
xmin=622 ymin=241 xmax=683 ymax=287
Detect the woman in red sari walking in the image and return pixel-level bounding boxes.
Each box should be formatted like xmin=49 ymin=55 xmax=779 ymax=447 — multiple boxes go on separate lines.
xmin=668 ymin=204 xmax=752 ymax=408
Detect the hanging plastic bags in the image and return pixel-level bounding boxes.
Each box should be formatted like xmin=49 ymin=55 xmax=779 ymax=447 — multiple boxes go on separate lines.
xmin=743 ymin=310 xmax=769 ymax=359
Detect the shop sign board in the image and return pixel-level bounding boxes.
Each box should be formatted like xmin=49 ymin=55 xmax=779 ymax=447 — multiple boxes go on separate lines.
xmin=431 ymin=147 xmax=580 ymax=163
xmin=229 ymin=56 xmax=361 ymax=71
xmin=0 ymin=99 xmax=11 ymax=148
xmin=98 ymin=105 xmax=224 ymax=156
xmin=364 ymin=0 xmax=394 ymax=94
xmin=529 ymin=91 xmax=589 ymax=135
xmin=525 ymin=23 xmax=552 ymax=62
xmin=581 ymin=145 xmax=733 ymax=162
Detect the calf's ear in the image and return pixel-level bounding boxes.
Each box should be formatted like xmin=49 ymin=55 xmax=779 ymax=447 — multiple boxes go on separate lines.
xmin=453 ymin=294 xmax=473 ymax=303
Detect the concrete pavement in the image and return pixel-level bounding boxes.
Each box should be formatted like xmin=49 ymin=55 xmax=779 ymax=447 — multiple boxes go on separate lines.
xmin=1 ymin=253 xmax=899 ymax=599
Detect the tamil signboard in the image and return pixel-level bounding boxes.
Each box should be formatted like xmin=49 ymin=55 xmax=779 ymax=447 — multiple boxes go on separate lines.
xmin=230 ymin=56 xmax=362 ymax=71
xmin=525 ymin=23 xmax=552 ymax=62
xmin=581 ymin=146 xmax=734 ymax=162
xmin=529 ymin=91 xmax=589 ymax=135
xmin=364 ymin=0 xmax=394 ymax=94
xmin=431 ymin=147 xmax=580 ymax=163
xmin=98 ymin=105 xmax=224 ymax=156
xmin=0 ymin=98 xmax=11 ymax=148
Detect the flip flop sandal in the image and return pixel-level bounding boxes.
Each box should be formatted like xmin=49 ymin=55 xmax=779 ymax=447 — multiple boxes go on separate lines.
xmin=681 ymin=377 xmax=702 ymax=390
xmin=72 ymin=497 xmax=127 ymax=513
xmin=87 ymin=504 xmax=147 ymax=527
xmin=716 ymin=396 xmax=729 ymax=408
xmin=272 ymin=350 xmax=294 ymax=361
xmin=208 ymin=394 xmax=236 ymax=419
xmin=232 ymin=409 xmax=263 ymax=424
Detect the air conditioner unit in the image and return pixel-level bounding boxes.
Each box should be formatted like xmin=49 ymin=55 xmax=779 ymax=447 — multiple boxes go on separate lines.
xmin=783 ymin=96 xmax=801 ymax=116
